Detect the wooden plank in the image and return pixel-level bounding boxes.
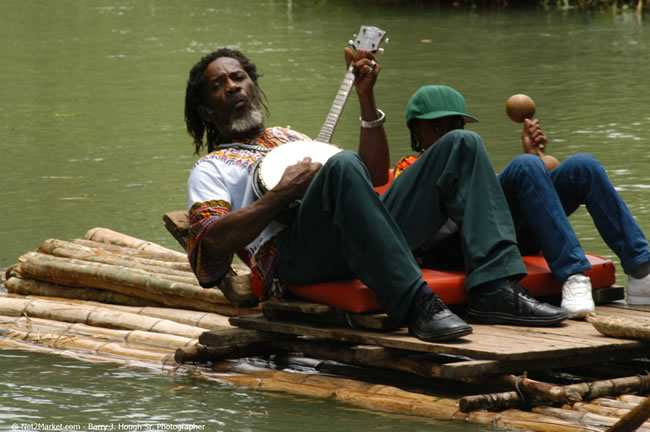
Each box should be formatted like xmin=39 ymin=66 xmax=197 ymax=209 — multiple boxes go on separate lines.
xmin=163 ymin=210 xmax=189 ymax=252
xmin=264 ymin=300 xmax=333 ymax=315
xmin=605 ymin=301 xmax=650 ymax=311
xmin=198 ymin=326 xmax=288 ymax=347
xmin=598 ymin=304 xmax=650 ymax=317
xmin=466 ymin=320 xmax=639 ymax=350
xmin=262 ymin=300 xmax=396 ymax=330
xmin=230 ymin=314 xmax=650 ymax=361
xmin=593 ymin=286 xmax=624 ymax=304
xmin=438 ymin=348 xmax=650 ymax=379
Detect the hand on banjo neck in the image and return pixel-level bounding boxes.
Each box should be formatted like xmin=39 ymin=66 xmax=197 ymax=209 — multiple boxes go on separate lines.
xmin=254 ymin=26 xmax=388 ymax=202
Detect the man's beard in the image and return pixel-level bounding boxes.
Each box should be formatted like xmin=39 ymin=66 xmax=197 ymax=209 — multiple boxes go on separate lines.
xmin=227 ymin=103 xmax=264 ymax=135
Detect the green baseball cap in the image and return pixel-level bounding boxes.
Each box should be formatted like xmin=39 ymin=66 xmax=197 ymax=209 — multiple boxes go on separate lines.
xmin=406 ymin=85 xmax=479 ymax=125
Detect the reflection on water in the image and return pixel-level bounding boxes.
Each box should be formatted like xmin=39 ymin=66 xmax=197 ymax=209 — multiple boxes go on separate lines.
xmin=0 ymin=350 xmax=478 ymax=432
xmin=2 ymin=1 xmax=650 ymax=430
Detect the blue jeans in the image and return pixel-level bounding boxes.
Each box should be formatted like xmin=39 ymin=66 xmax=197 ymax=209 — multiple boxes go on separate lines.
xmin=498 ymin=153 xmax=650 ymax=281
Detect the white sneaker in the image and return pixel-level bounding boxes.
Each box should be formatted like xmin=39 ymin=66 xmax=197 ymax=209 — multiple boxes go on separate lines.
xmin=626 ymin=273 xmax=650 ymax=304
xmin=561 ymin=274 xmax=596 ymax=319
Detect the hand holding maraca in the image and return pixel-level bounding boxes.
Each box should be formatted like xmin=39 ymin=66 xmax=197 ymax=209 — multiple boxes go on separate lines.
xmin=506 ymin=94 xmax=559 ymax=171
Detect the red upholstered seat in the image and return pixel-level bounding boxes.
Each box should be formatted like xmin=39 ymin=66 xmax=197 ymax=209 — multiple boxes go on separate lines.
xmin=286 ymin=253 xmax=616 ymax=313
xmin=286 ymin=170 xmax=616 ymax=313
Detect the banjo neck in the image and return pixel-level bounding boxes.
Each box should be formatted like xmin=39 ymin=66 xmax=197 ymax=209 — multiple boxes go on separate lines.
xmin=314 ymin=26 xmax=387 ymax=145
xmin=315 ymin=65 xmax=355 ymax=144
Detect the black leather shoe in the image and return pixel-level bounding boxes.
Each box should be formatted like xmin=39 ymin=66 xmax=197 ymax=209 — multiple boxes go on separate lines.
xmin=466 ymin=280 xmax=568 ymax=326
xmin=408 ymin=292 xmax=473 ymax=341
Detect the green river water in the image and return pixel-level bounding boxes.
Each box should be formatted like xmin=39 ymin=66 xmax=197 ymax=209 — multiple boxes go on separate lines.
xmin=2 ymin=1 xmax=650 ymax=430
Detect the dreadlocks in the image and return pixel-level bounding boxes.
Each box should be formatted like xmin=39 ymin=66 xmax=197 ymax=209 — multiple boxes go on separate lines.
xmin=184 ymin=48 xmax=267 ymax=155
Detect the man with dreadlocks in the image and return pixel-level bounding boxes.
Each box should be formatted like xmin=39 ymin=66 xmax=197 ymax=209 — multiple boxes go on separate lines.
xmin=183 ymin=48 xmax=568 ymax=343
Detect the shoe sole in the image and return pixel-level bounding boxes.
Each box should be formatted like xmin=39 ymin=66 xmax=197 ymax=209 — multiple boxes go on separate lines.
xmin=625 ymin=296 xmax=650 ymax=305
xmin=562 ymin=303 xmax=595 ymax=319
xmin=565 ymin=308 xmax=595 ymax=319
xmin=409 ymin=325 xmax=473 ymax=342
xmin=465 ymin=309 xmax=568 ymax=327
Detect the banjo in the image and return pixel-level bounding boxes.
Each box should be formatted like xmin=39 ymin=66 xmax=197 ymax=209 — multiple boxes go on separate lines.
xmin=252 ymin=25 xmax=388 ymax=199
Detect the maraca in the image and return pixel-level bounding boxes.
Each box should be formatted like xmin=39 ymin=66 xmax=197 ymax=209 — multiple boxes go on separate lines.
xmin=506 ymin=94 xmax=536 ymax=123
xmin=506 ymin=94 xmax=559 ymax=170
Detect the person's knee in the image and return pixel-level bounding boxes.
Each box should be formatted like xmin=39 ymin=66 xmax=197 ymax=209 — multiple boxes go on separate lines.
xmin=445 ymin=129 xmax=482 ymax=146
xmin=561 ymin=153 xmax=607 ymax=180
xmin=508 ymin=154 xmax=546 ymax=174
xmin=498 ymin=154 xmax=547 ymax=191
xmin=431 ymin=129 xmax=485 ymax=156
xmin=329 ymin=150 xmax=361 ymax=165
xmin=324 ymin=150 xmax=363 ymax=172
xmin=321 ymin=150 xmax=370 ymax=183
xmin=564 ymin=153 xmax=602 ymax=170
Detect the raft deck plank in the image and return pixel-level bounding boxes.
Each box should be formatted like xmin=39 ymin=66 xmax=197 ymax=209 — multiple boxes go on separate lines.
xmin=230 ymin=313 xmax=648 ymax=360
xmin=228 ymin=304 xmax=650 ymax=378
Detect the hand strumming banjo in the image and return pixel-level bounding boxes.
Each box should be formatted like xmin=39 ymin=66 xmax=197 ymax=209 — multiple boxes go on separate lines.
xmin=252 ymin=25 xmax=388 ymax=199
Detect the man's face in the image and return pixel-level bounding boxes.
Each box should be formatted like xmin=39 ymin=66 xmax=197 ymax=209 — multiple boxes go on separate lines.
xmin=200 ymin=57 xmax=262 ymax=136
xmin=413 ymin=116 xmax=465 ymax=150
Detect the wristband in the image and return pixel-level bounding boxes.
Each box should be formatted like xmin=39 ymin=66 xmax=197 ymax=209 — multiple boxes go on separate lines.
xmin=360 ymin=109 xmax=386 ymax=128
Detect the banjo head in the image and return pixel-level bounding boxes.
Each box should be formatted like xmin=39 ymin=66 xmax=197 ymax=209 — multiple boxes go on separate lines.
xmin=256 ymin=140 xmax=342 ymax=193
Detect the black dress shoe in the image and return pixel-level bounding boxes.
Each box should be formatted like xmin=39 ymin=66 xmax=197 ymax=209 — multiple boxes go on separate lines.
xmin=408 ymin=292 xmax=473 ymax=341
xmin=466 ymin=280 xmax=568 ymax=326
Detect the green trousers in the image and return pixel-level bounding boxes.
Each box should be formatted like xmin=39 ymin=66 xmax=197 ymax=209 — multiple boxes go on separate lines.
xmin=276 ymin=130 xmax=526 ymax=323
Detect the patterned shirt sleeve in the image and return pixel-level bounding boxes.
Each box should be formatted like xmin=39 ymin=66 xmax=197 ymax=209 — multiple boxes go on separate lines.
xmin=187 ymin=163 xmax=233 ymax=287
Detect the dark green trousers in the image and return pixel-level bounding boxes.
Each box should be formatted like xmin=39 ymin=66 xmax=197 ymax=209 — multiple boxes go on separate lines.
xmin=276 ymin=130 xmax=526 ymax=323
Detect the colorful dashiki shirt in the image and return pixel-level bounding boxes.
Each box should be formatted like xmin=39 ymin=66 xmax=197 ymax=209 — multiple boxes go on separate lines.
xmin=187 ymin=127 xmax=309 ymax=299
xmin=393 ymin=155 xmax=419 ymax=179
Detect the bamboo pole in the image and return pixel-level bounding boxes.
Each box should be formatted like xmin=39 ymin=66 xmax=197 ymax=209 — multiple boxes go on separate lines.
xmin=69 ymin=238 xmax=257 ymax=308
xmin=269 ymin=337 xmax=582 ymax=407
xmin=91 ymin=304 xmax=234 ymax=329
xmin=5 ymin=277 xmax=252 ymax=317
xmin=4 ymin=326 xmax=176 ymax=362
xmin=73 ymin=238 xmax=188 ymax=264
xmin=174 ymin=342 xmax=278 ymax=363
xmin=0 ymin=328 xmax=609 ymax=431
xmin=84 ymin=227 xmax=186 ymax=260
xmin=17 ymin=251 xmax=227 ymax=304
xmin=533 ymin=406 xmax=622 ymax=429
xmin=5 ymin=275 xmax=164 ymax=307
xmin=0 ymin=296 xmax=206 ymax=338
xmin=3 ymin=291 xmax=233 ymax=329
xmin=473 ymin=373 xmax=582 ymax=405
xmin=15 ymin=252 xmax=259 ymax=315
xmin=0 ymin=315 xmax=198 ymax=349
xmin=0 ymin=329 xmax=178 ymax=370
xmin=214 ymin=363 xmax=600 ymax=431
xmin=572 ymin=401 xmax=635 ymax=418
xmin=588 ymin=315 xmax=650 ymax=341
xmin=39 ymin=238 xmax=194 ymax=273
xmin=620 ymin=395 xmax=649 ymax=405
xmin=460 ymin=375 xmax=650 ymax=412
xmin=607 ymin=396 xmax=650 ymax=432
xmin=592 ymin=398 xmax=644 ymax=411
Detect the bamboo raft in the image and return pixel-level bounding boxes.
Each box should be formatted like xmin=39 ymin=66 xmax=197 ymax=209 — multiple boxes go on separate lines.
xmin=3 ymin=227 xmax=650 ymax=432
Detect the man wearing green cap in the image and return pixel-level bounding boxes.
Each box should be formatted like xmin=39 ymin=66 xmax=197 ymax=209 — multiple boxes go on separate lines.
xmin=392 ymin=84 xmax=650 ymax=319
xmin=384 ymin=84 xmax=571 ymax=325
xmin=185 ymin=49 xmax=567 ymax=346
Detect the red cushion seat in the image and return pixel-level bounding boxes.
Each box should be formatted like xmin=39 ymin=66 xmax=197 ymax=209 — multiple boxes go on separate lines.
xmin=286 ymin=171 xmax=617 ymax=313
xmin=286 ymin=253 xmax=616 ymax=313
